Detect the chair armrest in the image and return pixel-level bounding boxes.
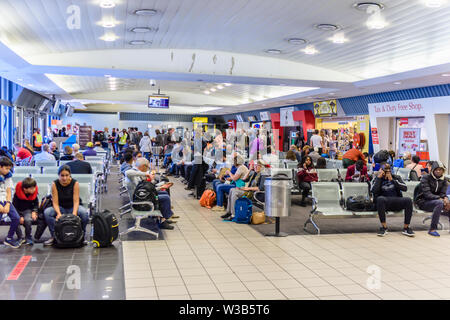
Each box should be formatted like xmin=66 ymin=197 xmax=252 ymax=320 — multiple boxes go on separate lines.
xmin=310 ymin=198 xmax=318 ymax=214
xmin=253 ymin=191 xmax=265 ymax=207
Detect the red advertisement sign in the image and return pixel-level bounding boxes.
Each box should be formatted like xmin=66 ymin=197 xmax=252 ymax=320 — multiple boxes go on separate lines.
xmin=399 ymin=118 xmax=409 ymax=126
xmin=371 ymin=127 xmax=379 ymax=144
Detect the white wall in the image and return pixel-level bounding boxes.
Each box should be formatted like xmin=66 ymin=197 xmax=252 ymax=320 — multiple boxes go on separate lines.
xmin=62 ymin=113 xmax=119 ymax=131
xmin=62 ymin=113 xmax=194 ymax=136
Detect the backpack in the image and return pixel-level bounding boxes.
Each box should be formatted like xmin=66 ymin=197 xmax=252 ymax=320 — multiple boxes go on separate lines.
xmin=409 ymin=164 xmax=420 ymax=181
xmin=34 ymin=195 xmax=53 ymax=240
xmin=233 ymin=197 xmax=253 ymax=224
xmin=346 ymin=195 xmax=374 ymax=212
xmin=91 ymin=210 xmax=119 ymax=248
xmin=373 ymin=150 xmax=390 ymax=164
xmin=199 ymin=190 xmax=216 ymax=209
xmin=38 ymin=195 xmax=53 ymax=214
xmin=413 ymin=183 xmax=422 ymax=204
xmin=393 ymin=159 xmax=404 ymax=168
xmin=132 ymin=180 xmax=159 ymax=211
xmin=54 ymin=214 xmax=85 ymax=248
xmin=97 ymin=131 xmax=105 ymax=141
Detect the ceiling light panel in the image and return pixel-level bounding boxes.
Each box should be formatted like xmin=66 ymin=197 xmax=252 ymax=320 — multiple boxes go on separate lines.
xmin=130 ymin=27 xmax=153 ymax=33
xmin=134 ymin=9 xmax=157 ymax=16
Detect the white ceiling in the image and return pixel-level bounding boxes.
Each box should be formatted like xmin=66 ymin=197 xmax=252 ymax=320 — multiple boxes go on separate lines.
xmin=0 ymin=0 xmax=449 ymax=114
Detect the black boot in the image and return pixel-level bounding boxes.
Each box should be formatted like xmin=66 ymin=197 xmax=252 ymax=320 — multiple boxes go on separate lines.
xmin=299 ymin=195 xmax=307 ymax=207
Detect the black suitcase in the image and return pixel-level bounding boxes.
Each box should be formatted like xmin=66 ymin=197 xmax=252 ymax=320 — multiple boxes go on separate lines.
xmin=54 ymin=214 xmax=85 ymax=248
xmin=91 ymin=210 xmax=119 ymax=248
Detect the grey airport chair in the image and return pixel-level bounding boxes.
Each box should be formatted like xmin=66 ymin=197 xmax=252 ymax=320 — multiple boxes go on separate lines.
xmin=12 ymin=173 xmax=33 ymax=182
xmin=32 ymin=174 xmax=57 ymax=185
xmin=13 ymin=167 xmax=41 ymax=175
xmin=58 ymin=160 xmax=72 ymax=166
xmin=396 ymin=168 xmax=411 ymax=181
xmin=78 ymin=183 xmax=96 ymax=215
xmin=37 ymin=183 xmax=51 ymax=197
xmin=85 ymin=156 xmax=104 ymax=162
xmin=119 ymin=182 xmax=163 ymax=240
xmin=35 ymin=160 xmax=57 ymax=167
xmin=316 ymin=169 xmax=339 ymax=182
xmin=338 ymin=168 xmax=348 ymax=180
xmin=41 ymin=166 xmax=60 ymax=174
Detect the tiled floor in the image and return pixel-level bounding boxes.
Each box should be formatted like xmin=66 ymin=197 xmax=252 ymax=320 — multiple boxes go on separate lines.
xmin=123 ymin=176 xmax=450 ymax=300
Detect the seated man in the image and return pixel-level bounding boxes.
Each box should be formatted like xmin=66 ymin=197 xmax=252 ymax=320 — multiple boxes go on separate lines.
xmin=49 ymin=142 xmax=60 ymax=160
xmin=167 ymin=139 xmax=183 ymax=177
xmin=66 ymin=152 xmax=93 ymax=174
xmin=60 ymin=146 xmax=74 ymax=161
xmin=345 ymin=160 xmax=369 ymax=182
xmin=222 ymin=160 xmax=266 ymax=220
xmin=0 ymin=157 xmax=20 ymax=248
xmin=13 ymin=177 xmax=40 ymax=245
xmin=370 ymin=163 xmax=414 ymax=237
xmin=34 ymin=144 xmax=57 ymax=162
xmin=93 ymin=141 xmax=106 ymax=153
xmin=125 ymin=158 xmax=177 ymax=230
xmin=415 ymin=161 xmax=449 ymax=237
xmin=14 ymin=143 xmax=33 ymax=163
xmin=82 ymin=142 xmax=97 ymax=158
xmin=120 ymin=152 xmax=134 ymax=174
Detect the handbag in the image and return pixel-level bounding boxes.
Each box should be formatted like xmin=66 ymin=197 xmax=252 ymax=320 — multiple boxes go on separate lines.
xmin=251 ymin=211 xmax=266 ymax=225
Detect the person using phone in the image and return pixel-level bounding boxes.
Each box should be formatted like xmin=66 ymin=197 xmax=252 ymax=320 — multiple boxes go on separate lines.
xmin=345 ymin=160 xmax=369 ymax=182
xmin=370 ymin=163 xmax=414 ymax=237
xmin=415 ymin=161 xmax=449 ymax=237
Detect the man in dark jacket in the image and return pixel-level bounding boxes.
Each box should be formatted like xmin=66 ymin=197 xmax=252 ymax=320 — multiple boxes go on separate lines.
xmin=67 ymin=153 xmax=93 ymax=174
xmin=13 ymin=178 xmax=40 ymax=245
xmin=370 ymin=163 xmax=414 ymax=237
xmin=415 ymin=161 xmax=449 ymax=237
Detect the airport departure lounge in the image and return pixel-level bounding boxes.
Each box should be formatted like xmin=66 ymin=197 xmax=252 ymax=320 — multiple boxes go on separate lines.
xmin=0 ymin=0 xmax=450 ymax=306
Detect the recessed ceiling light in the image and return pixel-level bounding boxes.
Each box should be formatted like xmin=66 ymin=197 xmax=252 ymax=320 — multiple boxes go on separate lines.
xmin=314 ymin=24 xmax=340 ymax=31
xmin=223 ymin=83 xmax=232 ymax=86
xmin=134 ymin=9 xmax=157 ymax=16
xmin=216 ymin=85 xmax=224 ymax=89
xmin=210 ymin=88 xmax=217 ymax=92
xmin=100 ymin=0 xmax=115 ymax=9
xmin=353 ymin=2 xmax=385 ymax=11
xmin=301 ymin=45 xmax=318 ymax=55
xmin=425 ymin=0 xmax=444 ymax=8
xmin=265 ymin=49 xmax=282 ymax=54
xmin=130 ymin=27 xmax=153 ymax=33
xmin=393 ymin=81 xmax=402 ymax=85
xmin=101 ymin=34 xmax=117 ymax=41
xmin=330 ymin=32 xmax=347 ymax=44
xmin=441 ymin=73 xmax=450 ymax=77
xmin=204 ymin=90 xmax=210 ymax=95
xmin=365 ymin=4 xmax=387 ymax=29
xmin=329 ymin=92 xmax=336 ymax=95
xmin=101 ymin=20 xmax=116 ymax=28
xmin=287 ymin=38 xmax=307 ymax=45
xmin=17 ymin=78 xmax=23 ymax=81
xmin=28 ymin=84 xmax=34 ymax=87
xmin=129 ymin=40 xmax=150 ymax=45
xmin=104 ymin=74 xmax=112 ymax=77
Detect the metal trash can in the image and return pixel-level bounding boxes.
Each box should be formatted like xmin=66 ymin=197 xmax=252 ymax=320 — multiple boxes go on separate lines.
xmin=264 ymin=175 xmax=291 ymax=237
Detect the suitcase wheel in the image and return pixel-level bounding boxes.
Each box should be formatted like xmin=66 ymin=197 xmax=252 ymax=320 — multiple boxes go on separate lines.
xmin=92 ymin=240 xmax=100 ymax=248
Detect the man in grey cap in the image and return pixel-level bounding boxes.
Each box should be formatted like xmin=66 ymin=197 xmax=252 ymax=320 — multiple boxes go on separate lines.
xmin=415 ymin=161 xmax=449 ymax=237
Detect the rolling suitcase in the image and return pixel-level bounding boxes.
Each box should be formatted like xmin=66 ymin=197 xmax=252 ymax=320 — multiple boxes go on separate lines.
xmin=91 ymin=210 xmax=119 ymax=248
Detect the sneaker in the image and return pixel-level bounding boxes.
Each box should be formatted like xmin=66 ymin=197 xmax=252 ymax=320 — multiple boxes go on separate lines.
xmin=171 ymin=215 xmax=180 ymax=219
xmin=223 ymin=216 xmax=234 ymax=222
xmin=44 ymin=238 xmax=54 ymax=246
xmin=4 ymin=238 xmax=20 ymax=248
xmin=212 ymin=206 xmax=225 ymax=212
xmin=160 ymin=221 xmax=174 ymax=230
xmin=428 ymin=230 xmax=440 ymax=237
xmin=402 ymin=227 xmax=415 ymax=237
xmin=221 ymin=213 xmax=231 ymax=219
xmin=377 ymin=227 xmax=388 ymax=237
xmin=25 ymin=237 xmax=34 ymax=245
xmin=166 ymin=219 xmax=177 ymax=224
xmin=18 ymin=238 xmax=26 ymax=246
xmin=174 ymin=175 xmax=180 ymax=178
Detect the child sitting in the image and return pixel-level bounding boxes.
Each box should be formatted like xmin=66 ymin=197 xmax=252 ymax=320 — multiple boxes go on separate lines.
xmin=13 ymin=177 xmax=39 ymax=246
xmin=0 ymin=157 xmax=20 ymax=248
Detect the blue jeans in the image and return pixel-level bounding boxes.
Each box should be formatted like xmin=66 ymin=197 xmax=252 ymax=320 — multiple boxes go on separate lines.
xmin=163 ymin=153 xmax=172 ymax=167
xmin=44 ymin=206 xmax=89 ymax=238
xmin=0 ymin=202 xmax=20 ymax=239
xmin=212 ymin=179 xmax=221 ymax=193
xmin=216 ymin=184 xmax=236 ymax=207
xmin=157 ymin=191 xmax=173 ymax=219
xmin=143 ymin=152 xmax=151 ymax=161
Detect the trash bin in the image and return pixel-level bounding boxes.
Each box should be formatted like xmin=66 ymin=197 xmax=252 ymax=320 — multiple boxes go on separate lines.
xmin=264 ymin=174 xmax=291 ymax=237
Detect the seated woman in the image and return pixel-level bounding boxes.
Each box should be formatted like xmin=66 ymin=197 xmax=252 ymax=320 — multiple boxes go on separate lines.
xmin=221 ymin=160 xmax=266 ymax=220
xmin=212 ymin=154 xmax=249 ymax=212
xmin=297 ymin=156 xmax=318 ymax=207
xmin=43 ymin=165 xmax=89 ymax=246
xmin=60 ymin=146 xmax=74 ymax=161
xmin=315 ymin=157 xmax=327 ymax=169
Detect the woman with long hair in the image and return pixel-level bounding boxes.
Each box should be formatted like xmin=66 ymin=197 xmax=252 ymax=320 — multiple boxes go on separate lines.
xmin=297 ymin=156 xmax=318 ymax=207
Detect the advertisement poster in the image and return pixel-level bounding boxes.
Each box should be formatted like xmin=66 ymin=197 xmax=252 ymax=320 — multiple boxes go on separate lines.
xmin=280 ymin=107 xmax=295 ymax=127
xmin=313 ymin=100 xmax=337 ymax=117
xmin=399 ymin=128 xmax=421 ymax=155
xmin=371 ymin=127 xmax=379 ymax=144
xmin=260 ymin=111 xmax=270 ymax=121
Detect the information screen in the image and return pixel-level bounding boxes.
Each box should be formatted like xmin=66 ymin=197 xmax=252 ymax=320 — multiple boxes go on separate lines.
xmin=148 ymin=96 xmax=170 ymax=108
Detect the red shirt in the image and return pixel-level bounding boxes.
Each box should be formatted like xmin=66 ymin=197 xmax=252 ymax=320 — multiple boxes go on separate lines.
xmin=17 ymin=147 xmax=32 ymax=160
xmin=343 ymin=148 xmax=365 ymax=163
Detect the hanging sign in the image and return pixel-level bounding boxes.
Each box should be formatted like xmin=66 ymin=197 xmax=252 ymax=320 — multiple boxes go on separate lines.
xmin=313 ymin=100 xmax=337 ymax=117
xmin=280 ymin=107 xmax=295 ymax=127
xmin=371 ymin=127 xmax=379 ymax=145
